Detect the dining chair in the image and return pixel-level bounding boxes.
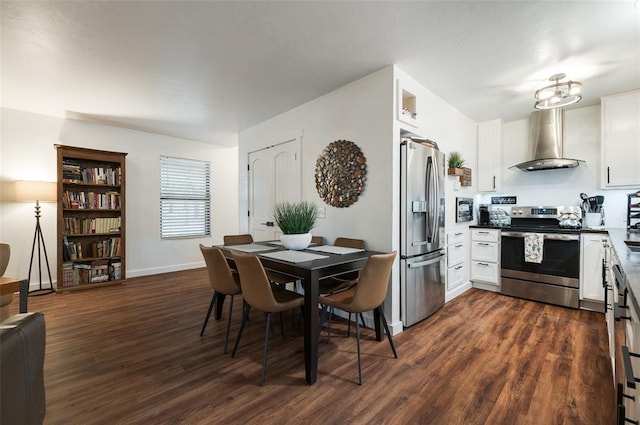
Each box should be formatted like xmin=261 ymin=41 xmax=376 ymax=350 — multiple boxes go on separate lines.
xmin=199 ymin=244 xmax=243 ymax=354
xmin=311 ymin=235 xmax=324 ymax=245
xmin=224 ymin=233 xmax=300 ymax=289
xmin=0 ymin=244 xmax=10 ymax=276
xmin=318 ymin=237 xmax=365 ymax=295
xmin=231 ymin=251 xmax=304 ymax=386
xmin=318 ymin=251 xmax=397 ymax=385
xmin=223 ymin=234 xmax=254 ymax=245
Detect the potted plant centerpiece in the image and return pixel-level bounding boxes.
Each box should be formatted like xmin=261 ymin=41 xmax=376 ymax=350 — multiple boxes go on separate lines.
xmin=272 ymin=201 xmax=318 ymax=250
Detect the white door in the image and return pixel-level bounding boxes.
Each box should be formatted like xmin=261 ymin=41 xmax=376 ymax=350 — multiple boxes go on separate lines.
xmin=248 ymin=138 xmax=301 ymax=241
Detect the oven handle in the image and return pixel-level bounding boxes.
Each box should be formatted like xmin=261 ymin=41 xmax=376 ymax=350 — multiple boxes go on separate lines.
xmin=501 ymin=231 xmax=579 ymax=241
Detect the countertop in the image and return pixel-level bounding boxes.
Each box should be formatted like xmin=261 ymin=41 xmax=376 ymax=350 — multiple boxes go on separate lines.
xmin=606 ymin=229 xmax=640 ymax=314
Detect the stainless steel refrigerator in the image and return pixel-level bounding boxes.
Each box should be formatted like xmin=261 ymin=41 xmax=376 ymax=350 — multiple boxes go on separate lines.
xmin=400 ymin=137 xmax=446 ymax=327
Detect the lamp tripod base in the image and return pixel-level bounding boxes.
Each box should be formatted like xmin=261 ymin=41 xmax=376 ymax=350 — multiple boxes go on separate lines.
xmin=28 ymin=203 xmax=55 ymax=296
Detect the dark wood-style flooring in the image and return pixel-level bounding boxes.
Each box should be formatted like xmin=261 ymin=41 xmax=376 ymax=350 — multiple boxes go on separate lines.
xmin=14 ymin=269 xmax=615 ymax=424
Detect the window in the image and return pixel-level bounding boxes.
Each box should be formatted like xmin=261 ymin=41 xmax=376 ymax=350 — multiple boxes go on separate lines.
xmin=160 ymin=156 xmax=211 ymax=239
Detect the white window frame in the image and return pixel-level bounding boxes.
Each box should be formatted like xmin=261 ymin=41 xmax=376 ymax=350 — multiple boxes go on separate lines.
xmin=160 ymin=155 xmax=211 ymax=239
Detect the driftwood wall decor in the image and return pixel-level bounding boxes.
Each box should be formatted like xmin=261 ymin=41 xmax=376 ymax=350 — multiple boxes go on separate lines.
xmin=315 ymin=139 xmax=367 ymax=208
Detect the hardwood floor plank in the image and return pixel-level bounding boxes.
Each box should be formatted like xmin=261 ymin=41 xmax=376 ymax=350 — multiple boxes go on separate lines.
xmin=10 ymin=271 xmax=615 ymax=425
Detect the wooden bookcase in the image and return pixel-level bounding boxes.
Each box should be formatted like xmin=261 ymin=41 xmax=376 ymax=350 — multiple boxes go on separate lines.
xmin=54 ymin=145 xmax=127 ymax=292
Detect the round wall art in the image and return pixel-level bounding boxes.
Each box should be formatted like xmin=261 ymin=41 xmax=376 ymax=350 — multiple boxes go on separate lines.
xmin=314 ymin=139 xmax=367 ymax=208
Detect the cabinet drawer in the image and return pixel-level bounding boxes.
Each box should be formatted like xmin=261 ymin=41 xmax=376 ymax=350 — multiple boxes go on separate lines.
xmin=447 ymin=263 xmax=465 ymax=291
xmin=447 ymin=242 xmax=465 ymax=266
xmin=471 ymin=260 xmax=499 ymax=284
xmin=447 ymin=231 xmax=465 ymax=245
xmin=471 ymin=241 xmax=499 ymax=262
xmin=471 ymin=229 xmax=500 ymax=243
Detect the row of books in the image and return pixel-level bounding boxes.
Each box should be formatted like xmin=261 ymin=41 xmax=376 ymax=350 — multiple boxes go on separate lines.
xmin=60 ymin=260 xmax=122 ymax=287
xmin=62 ymin=160 xmax=121 ymax=186
xmin=63 ymin=237 xmax=122 ymax=261
xmin=64 ymin=217 xmax=121 ymax=235
xmin=62 ymin=190 xmax=121 ymax=210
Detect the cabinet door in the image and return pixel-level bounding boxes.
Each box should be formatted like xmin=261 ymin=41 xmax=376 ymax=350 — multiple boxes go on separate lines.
xmin=477 ymin=119 xmax=502 ymax=192
xmin=602 ymin=91 xmax=640 ymax=188
xmin=580 ymin=234 xmax=606 ymax=301
xmin=447 ymin=241 xmax=465 ymax=266
xmin=471 ymin=241 xmax=499 ymax=262
xmin=471 ymin=229 xmax=500 ymax=243
xmin=447 ymin=263 xmax=465 ymax=291
xmin=471 ymin=261 xmax=498 ymax=284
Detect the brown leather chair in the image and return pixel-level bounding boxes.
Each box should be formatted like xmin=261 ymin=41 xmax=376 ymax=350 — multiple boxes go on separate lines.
xmin=0 ymin=243 xmax=10 ymax=276
xmin=231 ymin=251 xmax=304 ymax=386
xmin=311 ymin=235 xmax=324 ymax=245
xmin=223 ymin=234 xmax=253 ymax=245
xmin=223 ymin=234 xmax=297 ymax=288
xmin=319 ymin=251 xmax=397 ymax=385
xmin=199 ymin=245 xmax=243 ymax=354
xmin=318 ymin=237 xmax=365 ymax=295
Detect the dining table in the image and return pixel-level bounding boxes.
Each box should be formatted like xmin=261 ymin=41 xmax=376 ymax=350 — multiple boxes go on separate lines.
xmin=218 ymin=241 xmax=385 ymax=385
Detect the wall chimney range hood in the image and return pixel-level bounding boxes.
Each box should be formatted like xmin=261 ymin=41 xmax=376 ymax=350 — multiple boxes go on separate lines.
xmin=510 ymin=108 xmax=584 ymax=172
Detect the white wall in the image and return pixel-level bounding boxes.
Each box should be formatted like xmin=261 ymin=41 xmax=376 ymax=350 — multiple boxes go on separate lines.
xmin=238 ymin=66 xmax=477 ymax=333
xmin=0 ymin=108 xmax=239 ymax=287
xmin=480 ymin=104 xmax=630 ymax=227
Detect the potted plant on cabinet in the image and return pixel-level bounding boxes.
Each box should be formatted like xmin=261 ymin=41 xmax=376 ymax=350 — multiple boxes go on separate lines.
xmin=447 ymin=151 xmax=466 ymax=176
xmin=272 ymin=201 xmax=318 ymax=250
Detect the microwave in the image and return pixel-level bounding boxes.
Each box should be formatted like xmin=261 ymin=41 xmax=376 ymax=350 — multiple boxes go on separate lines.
xmin=456 ymin=197 xmax=474 ymax=223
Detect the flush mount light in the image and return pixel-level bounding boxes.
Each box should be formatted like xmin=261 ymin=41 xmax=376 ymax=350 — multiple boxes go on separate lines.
xmin=534 ymin=73 xmax=583 ymax=109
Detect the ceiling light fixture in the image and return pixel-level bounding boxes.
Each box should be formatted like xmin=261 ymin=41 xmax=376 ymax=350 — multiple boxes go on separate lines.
xmin=533 ymin=73 xmax=583 ymax=110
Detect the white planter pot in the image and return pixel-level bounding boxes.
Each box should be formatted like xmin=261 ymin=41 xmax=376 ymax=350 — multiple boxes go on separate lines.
xmin=280 ymin=233 xmax=312 ymax=250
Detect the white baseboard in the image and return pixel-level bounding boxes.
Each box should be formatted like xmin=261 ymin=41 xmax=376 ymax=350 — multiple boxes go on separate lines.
xmin=126 ymin=262 xmax=204 ymax=278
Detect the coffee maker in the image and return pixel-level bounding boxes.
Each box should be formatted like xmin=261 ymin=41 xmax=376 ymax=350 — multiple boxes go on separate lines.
xmin=479 ymin=205 xmax=490 ymax=225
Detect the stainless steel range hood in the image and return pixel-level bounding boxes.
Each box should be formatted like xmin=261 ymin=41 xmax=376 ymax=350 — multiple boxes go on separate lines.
xmin=511 ymin=109 xmax=584 ymax=171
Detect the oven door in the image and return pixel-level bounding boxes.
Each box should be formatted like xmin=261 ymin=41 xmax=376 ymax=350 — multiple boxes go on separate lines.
xmin=501 ymin=231 xmax=580 ymax=286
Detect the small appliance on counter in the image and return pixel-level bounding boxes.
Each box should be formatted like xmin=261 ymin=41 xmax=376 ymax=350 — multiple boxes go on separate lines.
xmin=478 ymin=204 xmax=490 ymax=225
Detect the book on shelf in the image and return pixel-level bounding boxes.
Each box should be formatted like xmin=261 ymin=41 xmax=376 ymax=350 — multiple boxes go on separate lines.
xmin=110 ymin=261 xmax=122 ymax=280
xmin=62 ymin=262 xmax=75 ymax=287
xmin=73 ymin=263 xmax=91 ymax=285
xmin=90 ymin=260 xmax=110 ymax=283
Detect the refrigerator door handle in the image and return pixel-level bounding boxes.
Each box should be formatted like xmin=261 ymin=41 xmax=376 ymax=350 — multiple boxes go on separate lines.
xmin=431 ymin=153 xmax=440 ymax=243
xmin=426 ymin=156 xmax=434 ymax=243
xmin=407 ymin=254 xmax=445 ymax=268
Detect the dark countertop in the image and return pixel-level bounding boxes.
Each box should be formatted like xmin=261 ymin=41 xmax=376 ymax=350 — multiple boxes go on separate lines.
xmin=606 ymin=229 xmax=640 ymax=313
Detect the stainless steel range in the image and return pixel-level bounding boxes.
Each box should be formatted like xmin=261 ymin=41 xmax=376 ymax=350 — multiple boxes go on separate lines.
xmin=500 ymin=206 xmax=582 ymax=309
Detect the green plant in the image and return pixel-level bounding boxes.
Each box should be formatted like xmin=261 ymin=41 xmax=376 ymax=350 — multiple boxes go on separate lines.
xmin=272 ymin=201 xmax=318 ymax=234
xmin=447 ymin=151 xmax=465 ymax=169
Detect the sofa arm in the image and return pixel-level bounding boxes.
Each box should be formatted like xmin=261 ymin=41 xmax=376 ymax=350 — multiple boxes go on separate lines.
xmin=1 ymin=312 xmax=46 ymax=425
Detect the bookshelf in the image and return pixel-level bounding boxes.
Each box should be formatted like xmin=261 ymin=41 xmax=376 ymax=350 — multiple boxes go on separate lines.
xmin=54 ymin=145 xmax=127 ymax=292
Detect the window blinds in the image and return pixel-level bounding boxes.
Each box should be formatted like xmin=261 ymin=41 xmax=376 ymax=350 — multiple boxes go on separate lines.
xmin=160 ymin=156 xmax=211 ymax=239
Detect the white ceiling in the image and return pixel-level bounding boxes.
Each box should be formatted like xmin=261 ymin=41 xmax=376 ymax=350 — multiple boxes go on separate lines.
xmin=2 ymin=1 xmax=639 ymax=146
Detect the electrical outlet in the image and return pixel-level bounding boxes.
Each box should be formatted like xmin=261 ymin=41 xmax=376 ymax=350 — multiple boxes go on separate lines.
xmin=318 ymin=207 xmax=326 ymax=218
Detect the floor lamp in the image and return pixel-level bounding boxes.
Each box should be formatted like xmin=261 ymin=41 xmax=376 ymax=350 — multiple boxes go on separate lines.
xmin=15 ymin=180 xmax=57 ymax=295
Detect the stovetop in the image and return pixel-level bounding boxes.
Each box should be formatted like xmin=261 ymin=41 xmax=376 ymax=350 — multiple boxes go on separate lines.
xmin=502 ymin=224 xmax=582 ymax=234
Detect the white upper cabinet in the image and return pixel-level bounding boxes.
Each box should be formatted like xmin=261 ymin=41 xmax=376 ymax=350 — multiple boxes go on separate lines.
xmin=477 ymin=119 xmax=502 ymax=192
xmin=601 ymin=90 xmax=640 ymax=188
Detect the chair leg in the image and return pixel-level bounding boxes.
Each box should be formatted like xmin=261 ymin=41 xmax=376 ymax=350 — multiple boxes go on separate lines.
xmin=327 ymin=306 xmax=334 ymax=343
xmin=231 ymin=302 xmax=251 ymax=358
xmin=356 ymin=317 xmax=362 ymax=385
xmin=319 ymin=304 xmax=328 ymax=340
xmin=280 ymin=312 xmax=286 ymax=338
xmin=261 ymin=313 xmax=272 ymax=386
xmin=200 ymin=292 xmax=218 ymax=337
xmin=377 ymin=306 xmax=398 ymax=359
xmin=223 ymin=295 xmax=235 ymax=354
xmin=359 ymin=313 xmax=366 ymax=327
xmin=347 ymin=312 xmax=352 ymax=337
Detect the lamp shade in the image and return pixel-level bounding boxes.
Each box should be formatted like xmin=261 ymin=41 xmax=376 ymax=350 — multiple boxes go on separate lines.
xmin=14 ymin=180 xmax=57 ymax=202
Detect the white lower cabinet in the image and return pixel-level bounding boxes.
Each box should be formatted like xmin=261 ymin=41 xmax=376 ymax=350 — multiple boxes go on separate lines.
xmin=580 ymin=233 xmax=608 ymax=305
xmin=446 ymin=230 xmax=467 ymax=292
xmin=470 ymin=228 xmax=500 ymax=290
